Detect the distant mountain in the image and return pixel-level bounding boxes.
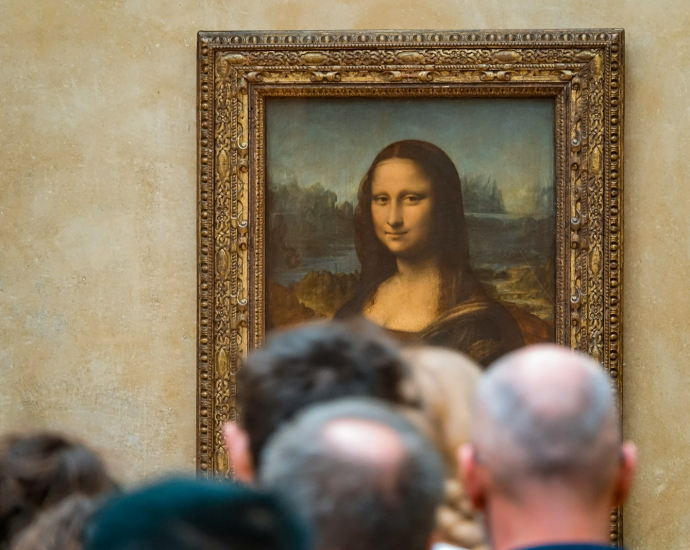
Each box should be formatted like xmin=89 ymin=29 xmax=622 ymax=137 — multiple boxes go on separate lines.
xmin=267 ymin=180 xmax=354 ymax=271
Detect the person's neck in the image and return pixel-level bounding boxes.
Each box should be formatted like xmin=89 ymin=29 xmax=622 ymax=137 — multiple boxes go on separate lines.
xmin=486 ymin=494 xmax=612 ymax=550
xmin=394 ymin=254 xmax=439 ymax=283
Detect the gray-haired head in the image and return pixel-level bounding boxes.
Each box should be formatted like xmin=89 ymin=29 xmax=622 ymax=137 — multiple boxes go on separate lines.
xmin=259 ymin=398 xmax=445 ymax=550
xmin=471 ymin=344 xmax=620 ymax=500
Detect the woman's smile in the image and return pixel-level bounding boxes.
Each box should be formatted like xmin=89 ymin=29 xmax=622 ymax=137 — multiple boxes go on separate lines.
xmin=339 ymin=139 xmax=526 ymax=363
xmin=371 ymin=159 xmax=434 ymax=258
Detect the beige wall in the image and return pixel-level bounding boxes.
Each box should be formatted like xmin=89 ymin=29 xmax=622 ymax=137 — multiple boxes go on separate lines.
xmin=1 ymin=0 xmax=688 ymax=547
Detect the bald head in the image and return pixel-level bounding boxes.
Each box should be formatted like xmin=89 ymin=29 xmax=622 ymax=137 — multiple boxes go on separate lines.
xmin=260 ymin=398 xmax=445 ymax=550
xmin=472 ymin=345 xmax=620 ymax=499
xmin=322 ymin=418 xmax=405 ymax=465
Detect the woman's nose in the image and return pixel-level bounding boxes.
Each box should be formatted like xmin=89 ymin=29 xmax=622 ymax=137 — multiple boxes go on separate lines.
xmin=387 ymin=203 xmax=403 ymax=228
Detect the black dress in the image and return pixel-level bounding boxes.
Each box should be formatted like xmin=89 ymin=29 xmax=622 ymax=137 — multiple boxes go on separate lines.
xmin=339 ymin=289 xmax=524 ymax=368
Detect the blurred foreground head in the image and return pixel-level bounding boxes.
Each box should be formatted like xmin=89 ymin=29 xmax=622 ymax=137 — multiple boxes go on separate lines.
xmin=460 ymin=344 xmax=636 ymax=550
xmin=84 ymin=478 xmax=307 ymax=550
xmin=401 ymin=346 xmax=481 ymax=469
xmin=11 ymin=495 xmax=99 ymax=550
xmin=226 ymin=320 xmax=408 ymax=481
xmin=401 ymin=347 xmax=485 ymax=549
xmin=260 ymin=398 xmax=445 ymax=550
xmin=0 ymin=432 xmax=117 ymax=550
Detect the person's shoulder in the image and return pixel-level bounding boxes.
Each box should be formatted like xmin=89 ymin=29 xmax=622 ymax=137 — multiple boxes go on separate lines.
xmin=433 ymin=542 xmax=469 ymax=550
xmin=436 ymin=295 xmax=524 ymax=344
xmin=513 ymin=544 xmax=618 ymax=550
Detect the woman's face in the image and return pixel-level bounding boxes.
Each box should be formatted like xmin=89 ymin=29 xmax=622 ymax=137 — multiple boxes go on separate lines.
xmin=370 ymin=158 xmax=435 ymax=259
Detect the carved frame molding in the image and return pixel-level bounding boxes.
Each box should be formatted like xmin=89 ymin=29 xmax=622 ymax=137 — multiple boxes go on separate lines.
xmin=197 ymin=28 xmax=624 ymax=543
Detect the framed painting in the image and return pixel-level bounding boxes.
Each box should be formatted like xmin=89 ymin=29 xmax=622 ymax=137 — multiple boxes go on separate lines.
xmin=196 ymin=26 xmax=624 ymax=539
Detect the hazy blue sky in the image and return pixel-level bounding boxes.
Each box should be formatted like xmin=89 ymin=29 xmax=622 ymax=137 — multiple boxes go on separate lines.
xmin=266 ymin=97 xmax=554 ymax=215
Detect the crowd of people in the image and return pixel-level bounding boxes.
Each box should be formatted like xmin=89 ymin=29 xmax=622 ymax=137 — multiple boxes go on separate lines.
xmin=0 ymin=320 xmax=636 ymax=550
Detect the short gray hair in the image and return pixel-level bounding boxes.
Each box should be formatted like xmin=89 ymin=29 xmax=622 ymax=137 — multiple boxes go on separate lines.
xmin=473 ymin=346 xmax=621 ymax=497
xmin=260 ymin=398 xmax=445 ymax=550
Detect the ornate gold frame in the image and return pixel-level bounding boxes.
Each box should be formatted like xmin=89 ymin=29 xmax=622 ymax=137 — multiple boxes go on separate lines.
xmin=197 ymin=28 xmax=624 ymax=540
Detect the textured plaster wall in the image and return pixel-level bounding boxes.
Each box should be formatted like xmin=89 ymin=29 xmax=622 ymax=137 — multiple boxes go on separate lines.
xmin=0 ymin=0 xmax=688 ymax=547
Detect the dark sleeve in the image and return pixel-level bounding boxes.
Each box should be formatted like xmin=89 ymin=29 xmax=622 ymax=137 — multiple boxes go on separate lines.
xmin=422 ymin=302 xmax=524 ymax=368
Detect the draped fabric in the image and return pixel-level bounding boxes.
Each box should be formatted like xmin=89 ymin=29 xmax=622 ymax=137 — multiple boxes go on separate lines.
xmin=382 ymin=295 xmax=525 ymax=368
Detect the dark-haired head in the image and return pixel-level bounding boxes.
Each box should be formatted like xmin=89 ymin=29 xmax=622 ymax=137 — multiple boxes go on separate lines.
xmin=237 ymin=319 xmax=409 ymax=469
xmin=11 ymin=495 xmax=100 ymax=550
xmin=340 ymin=140 xmax=477 ymax=317
xmin=0 ymin=432 xmax=118 ymax=549
xmin=84 ymin=478 xmax=308 ymax=550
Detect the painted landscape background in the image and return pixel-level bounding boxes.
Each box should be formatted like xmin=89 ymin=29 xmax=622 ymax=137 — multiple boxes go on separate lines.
xmin=265 ymin=98 xmax=556 ymax=334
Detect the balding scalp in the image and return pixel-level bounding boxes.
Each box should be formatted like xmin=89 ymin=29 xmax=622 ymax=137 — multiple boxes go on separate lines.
xmin=260 ymin=398 xmax=445 ymax=550
xmin=472 ymin=346 xmax=620 ymax=497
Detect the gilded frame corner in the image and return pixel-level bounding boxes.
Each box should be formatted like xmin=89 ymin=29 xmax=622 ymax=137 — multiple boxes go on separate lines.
xmin=197 ymin=27 xmax=624 ymax=541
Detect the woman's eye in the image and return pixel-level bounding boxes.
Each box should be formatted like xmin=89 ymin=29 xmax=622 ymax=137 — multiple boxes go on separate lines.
xmin=373 ymin=196 xmax=389 ymax=205
xmin=405 ymin=195 xmax=421 ymax=203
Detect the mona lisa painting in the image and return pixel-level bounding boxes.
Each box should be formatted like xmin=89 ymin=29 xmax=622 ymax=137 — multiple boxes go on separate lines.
xmin=198 ymin=30 xmax=625 ymax=512
xmin=265 ymin=98 xmax=555 ymax=366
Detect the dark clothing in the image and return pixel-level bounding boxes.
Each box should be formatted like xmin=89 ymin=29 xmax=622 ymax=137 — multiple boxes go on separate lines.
xmin=339 ymin=293 xmax=524 ymax=368
xmin=514 ymin=544 xmax=621 ymax=550
xmin=412 ymin=295 xmax=524 ymax=367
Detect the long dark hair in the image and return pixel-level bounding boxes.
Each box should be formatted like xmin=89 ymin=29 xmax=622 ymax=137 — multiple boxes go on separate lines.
xmin=338 ymin=140 xmax=482 ymax=318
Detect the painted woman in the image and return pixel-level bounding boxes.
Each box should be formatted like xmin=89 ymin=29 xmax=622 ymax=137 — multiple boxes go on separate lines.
xmin=336 ymin=140 xmax=524 ymax=367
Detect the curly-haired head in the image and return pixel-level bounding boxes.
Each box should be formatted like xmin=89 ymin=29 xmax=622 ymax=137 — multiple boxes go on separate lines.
xmin=237 ymin=320 xmax=409 ymax=468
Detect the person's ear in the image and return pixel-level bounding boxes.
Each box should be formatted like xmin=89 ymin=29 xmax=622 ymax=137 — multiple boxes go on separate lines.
xmin=222 ymin=422 xmax=255 ymax=483
xmin=612 ymin=440 xmax=637 ymax=506
xmin=458 ymin=443 xmax=486 ymax=511
xmin=425 ymin=529 xmax=441 ymax=550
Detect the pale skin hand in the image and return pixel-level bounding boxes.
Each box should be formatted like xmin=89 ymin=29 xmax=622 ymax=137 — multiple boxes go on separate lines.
xmin=364 ymin=159 xmax=441 ymax=332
